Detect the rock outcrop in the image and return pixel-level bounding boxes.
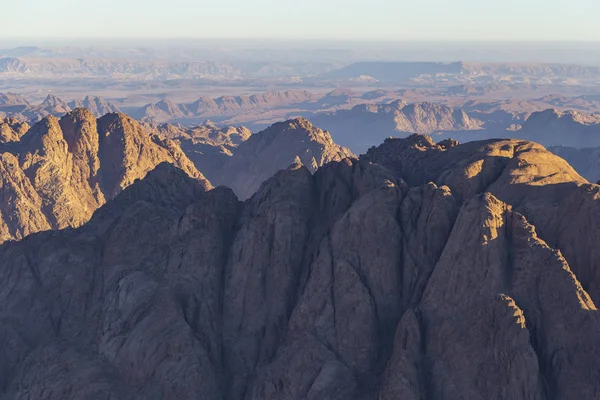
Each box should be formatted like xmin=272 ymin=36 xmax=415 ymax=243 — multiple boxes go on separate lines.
xmin=0 ymin=117 xmax=29 ymax=143
xmin=210 ymin=118 xmax=356 ymax=199
xmin=151 ymin=122 xmax=252 ymax=181
xmin=0 ymin=134 xmax=599 ymax=399
xmin=0 ymin=108 xmax=210 ymax=243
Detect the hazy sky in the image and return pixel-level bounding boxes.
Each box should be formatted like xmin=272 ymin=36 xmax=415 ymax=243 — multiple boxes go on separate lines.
xmin=2 ymin=0 xmax=599 ymax=41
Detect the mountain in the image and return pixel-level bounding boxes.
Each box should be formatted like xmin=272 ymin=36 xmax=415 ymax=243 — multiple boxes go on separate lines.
xmin=0 ymin=108 xmax=210 ymax=243
xmin=0 ymin=134 xmax=599 ymax=399
xmin=210 ymin=117 xmax=355 ymax=199
xmin=68 ymin=95 xmax=121 ymax=117
xmin=510 ymin=108 xmax=600 ymax=148
xmin=0 ymin=94 xmax=121 ymax=121
xmin=312 ymin=101 xmax=483 ymax=153
xmin=39 ymin=94 xmax=71 ymax=114
xmin=135 ymin=98 xmax=190 ymax=122
xmin=0 ymin=92 xmax=29 ymax=106
xmin=549 ymin=145 xmax=600 ymax=183
xmin=0 ymin=94 xmax=73 ymax=122
xmin=0 ymin=93 xmax=30 ymax=116
xmin=151 ymin=122 xmax=252 ymax=181
xmin=0 ymin=117 xmax=29 ymax=143
xmin=0 ymin=57 xmax=241 ymax=79
xmin=133 ymin=90 xmax=316 ymax=124
xmin=150 ymin=118 xmax=354 ymax=200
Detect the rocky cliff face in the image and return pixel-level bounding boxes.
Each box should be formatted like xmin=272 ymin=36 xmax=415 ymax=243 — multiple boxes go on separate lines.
xmin=0 ymin=117 xmax=29 ymax=143
xmin=0 ymin=108 xmax=210 ymax=243
xmin=210 ymin=118 xmax=355 ymax=199
xmin=0 ymin=134 xmax=599 ymax=399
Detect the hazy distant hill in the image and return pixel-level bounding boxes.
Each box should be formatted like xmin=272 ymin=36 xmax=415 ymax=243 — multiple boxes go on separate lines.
xmin=0 ymin=94 xmax=121 ymax=120
xmin=321 ymin=61 xmax=600 ymax=83
xmin=510 ymin=108 xmax=600 ymax=148
xmin=312 ymin=101 xmax=483 ymax=153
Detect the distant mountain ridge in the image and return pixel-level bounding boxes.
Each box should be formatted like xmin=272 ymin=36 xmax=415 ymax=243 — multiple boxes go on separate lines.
xmin=132 ymin=90 xmax=317 ymax=123
xmin=312 ymin=100 xmax=483 ymax=153
xmin=321 ymin=61 xmax=600 ymax=83
xmin=0 ymin=94 xmax=121 ymax=120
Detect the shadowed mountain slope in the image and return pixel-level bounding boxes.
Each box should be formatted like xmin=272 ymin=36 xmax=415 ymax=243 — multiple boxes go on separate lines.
xmin=209 ymin=117 xmax=355 ymax=199
xmin=0 ymin=134 xmax=599 ymax=399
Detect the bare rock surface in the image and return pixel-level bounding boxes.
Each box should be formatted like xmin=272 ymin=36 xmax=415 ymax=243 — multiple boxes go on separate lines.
xmin=0 ymin=108 xmax=210 ymax=243
xmin=0 ymin=117 xmax=29 ymax=143
xmin=150 ymin=122 xmax=252 ymax=181
xmin=1 ymin=134 xmax=600 ymax=399
xmin=212 ymin=117 xmax=356 ymax=199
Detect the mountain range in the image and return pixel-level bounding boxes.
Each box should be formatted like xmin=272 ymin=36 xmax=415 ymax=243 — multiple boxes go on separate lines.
xmin=311 ymin=101 xmax=483 ymax=152
xmin=0 ymin=133 xmax=599 ymax=399
xmin=0 ymin=110 xmax=353 ymax=242
xmin=0 ymin=93 xmax=121 ymax=121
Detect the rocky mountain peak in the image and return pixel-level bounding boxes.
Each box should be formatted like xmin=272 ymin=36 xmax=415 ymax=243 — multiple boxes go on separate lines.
xmin=0 ymin=117 xmax=29 ymax=143
xmin=211 ymin=118 xmax=355 ymax=199
xmin=19 ymin=114 xmax=65 ymax=153
xmin=0 ymin=92 xmax=29 ymax=106
xmin=68 ymin=96 xmax=120 ymax=117
xmin=41 ymin=94 xmax=69 ymax=108
xmin=0 ymin=109 xmax=211 ymax=243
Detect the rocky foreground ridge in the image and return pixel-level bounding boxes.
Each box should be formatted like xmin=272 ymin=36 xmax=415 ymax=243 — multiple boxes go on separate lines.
xmin=0 ymin=134 xmax=599 ymax=399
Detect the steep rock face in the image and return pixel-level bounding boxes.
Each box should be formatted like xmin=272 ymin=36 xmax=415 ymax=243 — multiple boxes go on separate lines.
xmin=96 ymin=112 xmax=209 ymax=198
xmin=0 ymin=117 xmax=29 ymax=143
xmin=0 ymin=109 xmax=210 ymax=243
xmin=1 ymin=136 xmax=600 ymax=399
xmin=0 ymin=152 xmax=50 ymax=242
xmin=17 ymin=115 xmax=87 ymax=228
xmin=212 ymin=118 xmax=355 ymax=199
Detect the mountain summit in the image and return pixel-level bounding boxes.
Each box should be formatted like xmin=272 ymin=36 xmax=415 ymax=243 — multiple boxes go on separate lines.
xmin=0 ymin=108 xmax=210 ymax=243
xmin=210 ymin=117 xmax=356 ymax=199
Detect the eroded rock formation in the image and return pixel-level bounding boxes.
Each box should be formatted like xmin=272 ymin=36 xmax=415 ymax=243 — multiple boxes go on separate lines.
xmin=0 ymin=108 xmax=210 ymax=243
